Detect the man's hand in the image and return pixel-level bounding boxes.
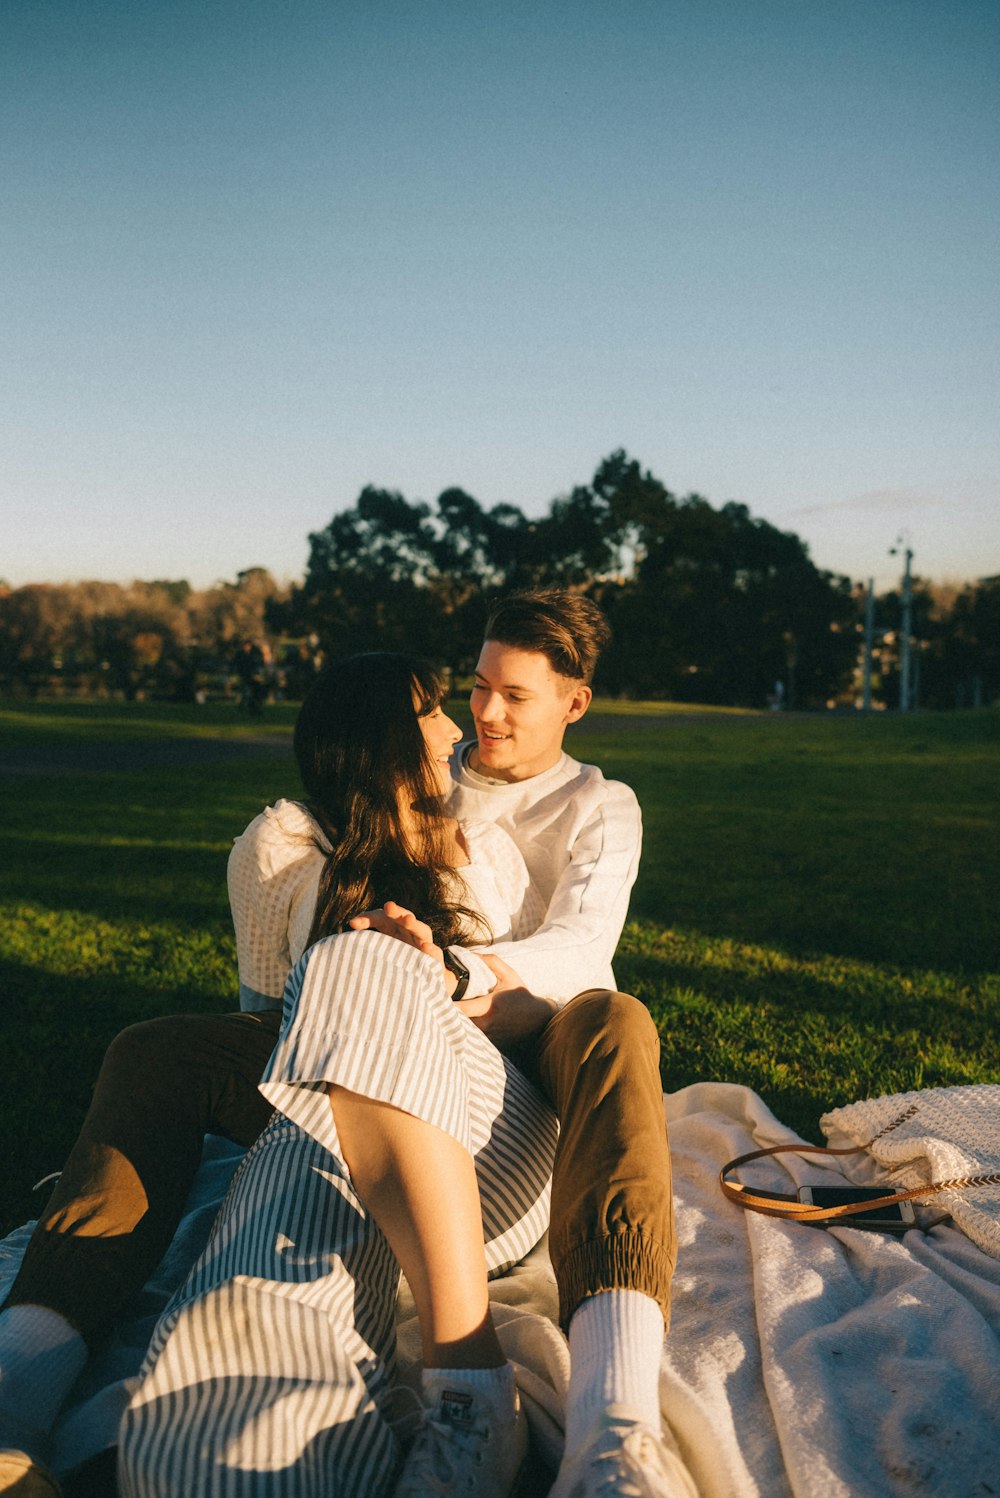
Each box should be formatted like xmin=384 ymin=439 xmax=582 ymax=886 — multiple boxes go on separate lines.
xmin=455 ymin=953 xmax=558 ymax=1050
xmin=348 ymin=902 xmax=455 ymax=994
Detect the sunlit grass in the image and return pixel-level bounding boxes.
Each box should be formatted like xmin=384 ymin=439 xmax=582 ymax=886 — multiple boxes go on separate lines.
xmin=0 ymin=698 xmax=296 ymax=742
xmin=616 ymin=921 xmax=997 ymax=1139
xmin=2 ymin=905 xmax=235 ymax=987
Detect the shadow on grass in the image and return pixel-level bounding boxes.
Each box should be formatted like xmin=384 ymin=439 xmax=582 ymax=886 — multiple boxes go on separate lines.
xmin=0 ymin=831 xmax=234 ymax=929
xmin=0 ymin=736 xmax=293 ymax=776
xmin=0 ymin=956 xmax=236 ymax=1234
xmin=627 ymin=870 xmax=997 ymax=980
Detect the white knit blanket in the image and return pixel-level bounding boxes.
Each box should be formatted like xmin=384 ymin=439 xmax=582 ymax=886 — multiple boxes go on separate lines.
xmin=821 ymin=1083 xmax=1000 ymax=1260
xmin=4 ymin=1082 xmax=1000 ymax=1495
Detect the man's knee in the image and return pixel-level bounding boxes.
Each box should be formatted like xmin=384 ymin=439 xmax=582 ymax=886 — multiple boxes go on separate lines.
xmin=101 ymin=1014 xmax=196 ymax=1088
xmin=546 ymin=988 xmax=660 ymax=1063
xmin=98 ymin=1013 xmax=260 ymax=1115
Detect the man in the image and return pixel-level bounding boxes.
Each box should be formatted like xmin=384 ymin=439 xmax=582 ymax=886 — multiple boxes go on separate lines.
xmin=0 ymin=589 xmax=690 ymax=1498
xmin=351 ymin=589 xmax=689 ymax=1497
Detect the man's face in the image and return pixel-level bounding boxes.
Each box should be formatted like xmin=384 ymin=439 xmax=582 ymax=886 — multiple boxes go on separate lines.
xmin=469 ymin=640 xmax=592 ymax=783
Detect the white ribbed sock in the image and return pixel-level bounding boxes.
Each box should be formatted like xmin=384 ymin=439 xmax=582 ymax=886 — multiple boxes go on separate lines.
xmin=0 ymin=1304 xmax=87 ymax=1458
xmin=421 ymin=1360 xmax=517 ymax=1423
xmin=564 ymin=1291 xmax=665 ymax=1458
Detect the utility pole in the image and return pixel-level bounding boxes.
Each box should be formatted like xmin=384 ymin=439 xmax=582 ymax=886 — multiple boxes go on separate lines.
xmin=862 ymin=578 xmax=874 ymax=712
xmin=889 ymin=538 xmax=914 ymax=712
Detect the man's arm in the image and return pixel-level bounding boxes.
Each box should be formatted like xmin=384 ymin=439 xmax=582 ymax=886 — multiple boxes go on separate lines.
xmin=353 ymin=785 xmax=642 ymax=1005
xmin=454 ymin=955 xmax=559 ymax=1050
xmin=458 ymin=783 xmax=642 ymax=1002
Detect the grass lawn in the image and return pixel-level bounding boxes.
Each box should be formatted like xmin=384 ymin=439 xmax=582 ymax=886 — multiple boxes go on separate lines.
xmin=1 ymin=697 xmax=998 ymax=1235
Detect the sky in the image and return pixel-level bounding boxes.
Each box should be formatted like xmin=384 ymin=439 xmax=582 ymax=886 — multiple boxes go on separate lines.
xmin=2 ymin=0 xmax=998 ymax=598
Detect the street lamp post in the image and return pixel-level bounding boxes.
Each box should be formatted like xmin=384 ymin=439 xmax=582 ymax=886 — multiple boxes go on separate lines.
xmin=889 ymin=538 xmax=914 ymax=712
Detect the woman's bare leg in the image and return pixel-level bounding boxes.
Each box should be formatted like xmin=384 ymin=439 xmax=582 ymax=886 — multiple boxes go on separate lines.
xmin=329 ymin=1086 xmax=505 ymax=1369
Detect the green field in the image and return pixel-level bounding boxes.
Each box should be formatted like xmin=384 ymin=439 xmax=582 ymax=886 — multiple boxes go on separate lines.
xmin=1 ymin=698 xmax=998 ymax=1235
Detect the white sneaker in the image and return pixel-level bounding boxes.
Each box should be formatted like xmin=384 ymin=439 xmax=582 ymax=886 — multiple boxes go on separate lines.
xmin=392 ymin=1382 xmax=528 ymax=1498
xmin=548 ymin=1405 xmax=698 ymax=1498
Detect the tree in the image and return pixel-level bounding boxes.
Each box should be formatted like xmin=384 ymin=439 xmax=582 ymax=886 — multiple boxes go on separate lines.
xmin=287 ymin=486 xmax=540 ymax=675
xmin=191 ymin=567 xmax=286 ymax=655
xmin=283 ymin=488 xmax=440 ymax=660
xmin=0 ymin=571 xmax=291 ymax=700
xmin=919 ymin=577 xmax=1000 ymax=709
xmin=426 ymin=489 xmax=524 ymax=673
xmin=582 ymin=456 xmax=857 ymax=705
xmin=0 ymin=454 xmax=885 ymax=710
xmin=0 ymin=585 xmax=74 ymax=692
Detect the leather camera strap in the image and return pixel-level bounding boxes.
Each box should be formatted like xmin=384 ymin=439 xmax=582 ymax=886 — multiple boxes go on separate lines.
xmin=720 ymin=1105 xmax=1000 ymax=1224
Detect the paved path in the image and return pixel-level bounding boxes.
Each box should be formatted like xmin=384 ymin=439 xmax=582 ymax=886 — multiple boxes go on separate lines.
xmin=0 ymin=711 xmax=760 ymax=777
xmin=0 ymin=735 xmax=292 ymax=776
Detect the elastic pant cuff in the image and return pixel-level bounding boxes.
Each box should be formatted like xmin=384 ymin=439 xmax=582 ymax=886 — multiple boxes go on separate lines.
xmin=556 ymin=1232 xmax=675 ymax=1333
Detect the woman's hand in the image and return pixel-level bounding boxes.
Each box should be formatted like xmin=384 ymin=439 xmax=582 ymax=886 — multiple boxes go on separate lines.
xmin=349 ymin=901 xmax=434 ymax=949
xmin=348 ymin=902 xmax=456 ymax=994
xmin=455 ymin=954 xmax=558 ymax=1049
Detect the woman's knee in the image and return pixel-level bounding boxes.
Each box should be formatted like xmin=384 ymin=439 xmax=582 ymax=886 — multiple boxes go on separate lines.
xmin=293 ymin=929 xmax=451 ymax=1033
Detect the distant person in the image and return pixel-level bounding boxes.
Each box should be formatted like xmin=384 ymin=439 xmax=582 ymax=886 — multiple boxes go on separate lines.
xmin=258 ymin=639 xmax=278 ymax=701
xmin=233 ymin=639 xmax=266 ymax=715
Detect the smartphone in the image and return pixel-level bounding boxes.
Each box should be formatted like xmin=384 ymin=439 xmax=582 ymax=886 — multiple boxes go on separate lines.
xmin=797 ymin=1184 xmax=916 ymax=1231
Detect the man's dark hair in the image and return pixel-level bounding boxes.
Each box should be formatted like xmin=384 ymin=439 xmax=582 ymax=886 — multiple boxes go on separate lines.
xmin=484 ymin=588 xmax=611 ymax=684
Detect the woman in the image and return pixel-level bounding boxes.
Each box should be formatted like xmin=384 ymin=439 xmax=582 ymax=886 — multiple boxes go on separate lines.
xmin=118 ymin=653 xmax=557 ymax=1498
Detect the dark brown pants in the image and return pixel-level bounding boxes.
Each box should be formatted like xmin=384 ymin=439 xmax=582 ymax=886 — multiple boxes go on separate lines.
xmin=4 ymin=1010 xmax=282 ymax=1347
xmin=5 ymin=991 xmax=674 ymax=1345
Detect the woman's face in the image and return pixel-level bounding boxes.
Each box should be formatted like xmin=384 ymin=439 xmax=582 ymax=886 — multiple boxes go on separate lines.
xmin=419 ymin=700 xmax=463 ymax=795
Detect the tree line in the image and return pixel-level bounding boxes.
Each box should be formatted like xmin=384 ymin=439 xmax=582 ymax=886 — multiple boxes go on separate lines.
xmin=0 ymin=569 xmax=305 ymax=703
xmin=2 ymin=452 xmax=997 ymax=709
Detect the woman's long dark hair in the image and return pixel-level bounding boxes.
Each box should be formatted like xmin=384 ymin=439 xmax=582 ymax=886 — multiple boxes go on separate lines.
xmin=294 ymin=652 xmax=483 ymax=949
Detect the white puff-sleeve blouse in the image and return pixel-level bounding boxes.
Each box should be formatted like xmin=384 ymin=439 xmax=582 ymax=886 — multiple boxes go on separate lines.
xmin=227 ymin=799 xmax=541 ymax=1012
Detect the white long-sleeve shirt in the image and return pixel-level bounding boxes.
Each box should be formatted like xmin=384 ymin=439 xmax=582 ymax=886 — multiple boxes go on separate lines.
xmin=446 ymin=743 xmax=642 ymax=1003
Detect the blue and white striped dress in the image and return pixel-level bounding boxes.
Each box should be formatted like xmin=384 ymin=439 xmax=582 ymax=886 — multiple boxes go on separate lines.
xmin=119 ymin=817 xmax=558 ymax=1498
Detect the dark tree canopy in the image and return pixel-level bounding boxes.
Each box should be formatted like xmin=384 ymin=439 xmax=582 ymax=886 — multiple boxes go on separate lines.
xmin=282 ymin=452 xmax=861 ymax=707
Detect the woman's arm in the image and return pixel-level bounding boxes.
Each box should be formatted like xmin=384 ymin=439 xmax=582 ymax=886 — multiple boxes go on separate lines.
xmin=228 ymin=801 xmax=325 ymax=1010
